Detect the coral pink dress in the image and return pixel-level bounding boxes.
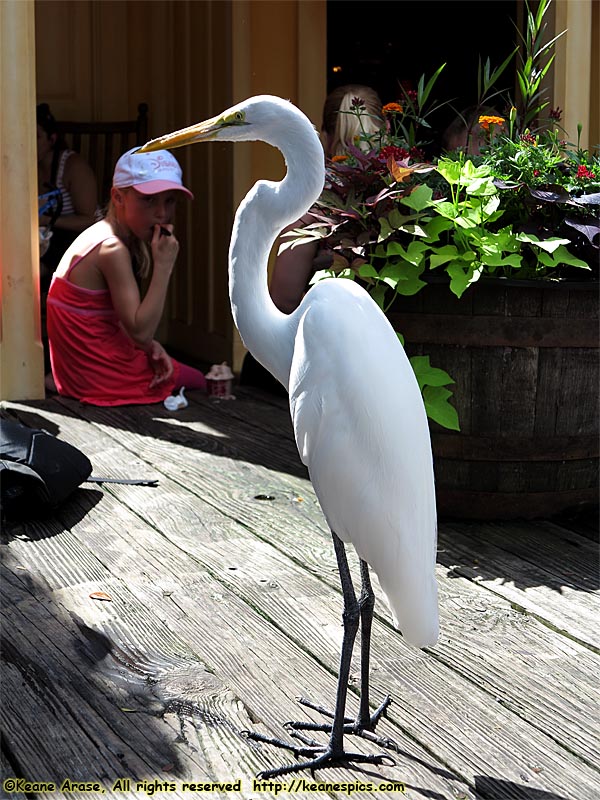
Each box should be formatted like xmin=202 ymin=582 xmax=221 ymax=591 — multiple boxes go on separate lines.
xmin=47 ymin=238 xmax=180 ymax=406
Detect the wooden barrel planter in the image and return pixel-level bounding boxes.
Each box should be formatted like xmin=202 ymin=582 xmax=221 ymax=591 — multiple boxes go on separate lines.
xmin=388 ymin=278 xmax=599 ymax=520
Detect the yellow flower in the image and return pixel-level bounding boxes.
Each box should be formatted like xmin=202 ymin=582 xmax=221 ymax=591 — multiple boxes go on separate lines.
xmin=382 ymin=102 xmax=403 ymax=114
xmin=479 ymin=115 xmax=505 ymax=130
xmin=332 ymin=154 xmax=349 ymax=162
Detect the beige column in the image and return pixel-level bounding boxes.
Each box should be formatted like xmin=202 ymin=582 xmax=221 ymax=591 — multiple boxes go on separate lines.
xmin=554 ymin=0 xmax=593 ymax=149
xmin=0 ymin=0 xmax=44 ymax=400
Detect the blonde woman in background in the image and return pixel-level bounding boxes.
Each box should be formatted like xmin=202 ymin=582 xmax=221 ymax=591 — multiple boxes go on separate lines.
xmin=322 ymin=84 xmax=384 ymax=157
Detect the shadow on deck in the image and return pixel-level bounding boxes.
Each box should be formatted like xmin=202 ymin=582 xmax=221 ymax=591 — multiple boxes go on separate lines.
xmin=1 ymin=389 xmax=598 ymax=800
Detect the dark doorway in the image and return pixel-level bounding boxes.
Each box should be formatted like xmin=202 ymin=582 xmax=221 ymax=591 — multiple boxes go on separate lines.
xmin=327 ymin=0 xmax=519 ymax=153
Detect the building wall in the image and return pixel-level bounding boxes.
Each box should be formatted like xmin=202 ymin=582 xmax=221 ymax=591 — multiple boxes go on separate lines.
xmin=34 ymin=0 xmax=327 ymax=372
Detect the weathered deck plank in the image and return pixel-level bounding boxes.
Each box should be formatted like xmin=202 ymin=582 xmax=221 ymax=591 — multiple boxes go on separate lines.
xmin=2 ymin=402 xmax=469 ymax=799
xmin=2 ymin=393 xmax=599 ymax=800
xmin=437 ymin=523 xmax=598 ymax=650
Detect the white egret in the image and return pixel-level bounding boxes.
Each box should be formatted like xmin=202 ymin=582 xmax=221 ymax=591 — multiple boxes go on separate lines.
xmin=138 ymin=95 xmax=439 ymax=777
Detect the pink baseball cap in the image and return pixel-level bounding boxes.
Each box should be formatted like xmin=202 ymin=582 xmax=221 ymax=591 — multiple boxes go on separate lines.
xmin=112 ymin=147 xmax=194 ymax=199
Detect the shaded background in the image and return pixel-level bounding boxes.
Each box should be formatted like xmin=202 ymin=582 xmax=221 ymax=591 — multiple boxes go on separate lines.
xmin=327 ymin=0 xmax=519 ymax=154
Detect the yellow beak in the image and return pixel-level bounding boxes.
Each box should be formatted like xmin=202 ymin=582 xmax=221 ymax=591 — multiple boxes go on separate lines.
xmin=137 ymin=114 xmax=223 ymax=153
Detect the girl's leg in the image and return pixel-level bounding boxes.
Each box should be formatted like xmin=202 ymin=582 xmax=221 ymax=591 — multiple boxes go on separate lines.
xmin=174 ymin=362 xmax=207 ymax=392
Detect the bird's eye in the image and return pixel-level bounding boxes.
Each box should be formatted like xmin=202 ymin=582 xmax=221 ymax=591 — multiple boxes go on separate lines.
xmin=222 ymin=111 xmax=246 ymax=128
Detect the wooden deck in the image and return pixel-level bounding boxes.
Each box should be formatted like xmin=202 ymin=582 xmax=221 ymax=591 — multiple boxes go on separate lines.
xmin=1 ymin=388 xmax=598 ymax=800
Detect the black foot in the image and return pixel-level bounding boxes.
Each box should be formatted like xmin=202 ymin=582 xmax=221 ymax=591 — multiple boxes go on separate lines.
xmin=288 ymin=694 xmax=391 ymax=735
xmin=242 ymin=730 xmax=394 ymax=779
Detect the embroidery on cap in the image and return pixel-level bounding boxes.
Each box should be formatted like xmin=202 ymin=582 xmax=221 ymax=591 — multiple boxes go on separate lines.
xmin=150 ymin=154 xmax=177 ymax=173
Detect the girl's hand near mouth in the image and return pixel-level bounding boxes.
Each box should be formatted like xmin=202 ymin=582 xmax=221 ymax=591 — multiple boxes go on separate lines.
xmin=151 ymin=224 xmax=178 ymax=275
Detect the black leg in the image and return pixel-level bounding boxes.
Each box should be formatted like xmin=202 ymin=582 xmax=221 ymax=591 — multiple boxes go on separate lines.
xmin=356 ymin=559 xmax=391 ymax=730
xmin=328 ymin=531 xmax=361 ymax=755
xmin=292 ymin=559 xmax=391 ymax=734
xmin=243 ymin=531 xmax=393 ymax=778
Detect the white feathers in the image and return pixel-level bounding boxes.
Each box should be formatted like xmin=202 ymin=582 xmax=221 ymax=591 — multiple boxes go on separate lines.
xmin=214 ymin=95 xmax=439 ymax=649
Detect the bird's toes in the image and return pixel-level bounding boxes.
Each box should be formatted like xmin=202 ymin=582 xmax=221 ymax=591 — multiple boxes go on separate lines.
xmin=288 ymin=729 xmax=322 ymax=748
xmin=284 ymin=719 xmax=332 ymax=733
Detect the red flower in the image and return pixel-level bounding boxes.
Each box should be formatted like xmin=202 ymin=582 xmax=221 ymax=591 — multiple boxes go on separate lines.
xmin=520 ymin=133 xmax=537 ymax=145
xmin=576 ymin=164 xmax=595 ymax=180
xmin=379 ymin=145 xmax=409 ymax=161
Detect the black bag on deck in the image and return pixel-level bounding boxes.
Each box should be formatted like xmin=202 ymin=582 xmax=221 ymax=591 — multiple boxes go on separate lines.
xmin=0 ymin=420 xmax=92 ymax=518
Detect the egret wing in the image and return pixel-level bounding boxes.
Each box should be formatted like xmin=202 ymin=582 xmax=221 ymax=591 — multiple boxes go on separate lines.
xmin=288 ymin=279 xmax=439 ymax=648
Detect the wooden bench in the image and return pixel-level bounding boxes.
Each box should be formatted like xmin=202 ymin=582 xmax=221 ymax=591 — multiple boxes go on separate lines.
xmin=55 ymin=102 xmax=149 ymax=208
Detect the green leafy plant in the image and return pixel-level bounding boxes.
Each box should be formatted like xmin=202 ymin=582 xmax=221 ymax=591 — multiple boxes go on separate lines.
xmin=514 ymin=0 xmax=565 ymax=130
xmin=282 ymin=0 xmax=598 ymax=431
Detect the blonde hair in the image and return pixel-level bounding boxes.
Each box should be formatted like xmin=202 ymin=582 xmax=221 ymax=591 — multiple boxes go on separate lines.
xmin=105 ymin=191 xmax=152 ymax=281
xmin=322 ymin=84 xmax=384 ymax=157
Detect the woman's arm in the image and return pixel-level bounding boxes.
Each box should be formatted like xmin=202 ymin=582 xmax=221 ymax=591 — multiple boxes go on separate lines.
xmin=98 ymin=225 xmax=178 ymax=349
xmin=52 ymin=153 xmax=98 ymax=232
xmin=269 ymin=217 xmax=318 ymax=314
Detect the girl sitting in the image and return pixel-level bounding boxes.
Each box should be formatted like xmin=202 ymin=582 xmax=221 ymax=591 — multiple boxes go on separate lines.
xmin=47 ymin=147 xmax=206 ymax=406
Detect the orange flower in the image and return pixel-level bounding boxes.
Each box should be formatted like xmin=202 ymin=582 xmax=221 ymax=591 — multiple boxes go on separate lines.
xmin=382 ymin=102 xmax=403 ymax=114
xmin=332 ymin=154 xmax=349 ymax=162
xmin=478 ymin=115 xmax=505 ymax=130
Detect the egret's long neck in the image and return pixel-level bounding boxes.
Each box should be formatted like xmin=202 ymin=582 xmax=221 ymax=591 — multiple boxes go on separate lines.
xmin=228 ymin=117 xmax=324 ymax=388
